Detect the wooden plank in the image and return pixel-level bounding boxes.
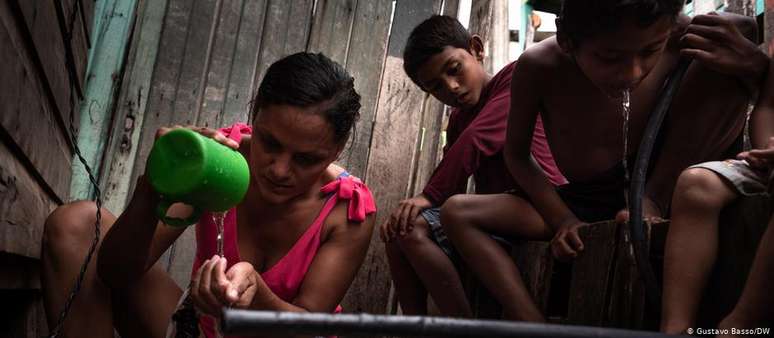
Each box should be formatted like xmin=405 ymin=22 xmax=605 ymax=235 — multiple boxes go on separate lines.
xmin=352 ymin=0 xmax=442 ymax=315
xmin=251 ymin=0 xmax=315 ymax=112
xmin=566 ymin=220 xmax=619 ymax=326
xmin=100 ymin=0 xmax=170 ymax=214
xmin=336 ymin=0 xmax=392 ymax=178
xmin=510 ymin=241 xmax=554 ymax=314
xmin=79 ymin=0 xmax=94 ymax=47
xmin=163 ymin=225 xmax=197 ymax=288
xmin=409 ymin=97 xmax=445 ymax=196
xmin=16 ymin=0 xmax=78 ymax=139
xmin=101 ymin=0 xmax=167 ymax=215
xmin=130 ymin=0 xmax=194 ymax=189
xmin=197 ymin=0 xmax=244 ymax=128
xmin=0 ymin=253 xmax=40 ymax=289
xmin=697 ymin=195 xmax=771 ymax=328
xmin=221 ymin=0 xmax=268 ymax=126
xmin=468 ymin=0 xmax=509 ymax=73
xmin=69 ymin=0 xmax=137 ymax=201
xmin=767 ymin=0 xmax=774 ymax=52
xmin=59 ymin=0 xmax=89 ymax=92
xmin=443 ymin=0 xmax=461 ymax=17
xmin=0 ymin=289 xmax=47 ymax=338
xmin=726 ymin=0 xmax=757 ymax=16
xmin=171 ymin=0 xmax=218 ymax=125
xmin=307 ymin=0 xmax=357 ymax=65
xmin=0 ymin=136 xmax=58 ymax=259
xmin=0 ymin=5 xmax=72 ymax=203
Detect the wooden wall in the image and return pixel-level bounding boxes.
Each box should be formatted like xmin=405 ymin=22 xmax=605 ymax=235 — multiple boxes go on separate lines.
xmin=0 ymin=0 xmax=93 ymax=337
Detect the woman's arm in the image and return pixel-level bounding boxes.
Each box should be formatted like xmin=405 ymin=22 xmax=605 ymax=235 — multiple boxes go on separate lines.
xmin=286 ymin=209 xmax=376 ymax=312
xmin=98 ymin=126 xmax=244 ymax=289
xmin=97 ymin=175 xmax=187 ymax=289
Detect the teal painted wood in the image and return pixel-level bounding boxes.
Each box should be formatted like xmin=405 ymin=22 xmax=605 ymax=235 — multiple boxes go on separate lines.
xmin=69 ymin=0 xmax=138 ymax=201
xmin=100 ymin=0 xmax=170 ymax=214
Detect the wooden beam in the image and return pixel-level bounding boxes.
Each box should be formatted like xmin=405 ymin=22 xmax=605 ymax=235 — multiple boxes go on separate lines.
xmin=468 ymin=0 xmax=509 ymax=73
xmin=196 ymin=0 xmax=246 ymax=128
xmin=69 ymin=0 xmax=137 ymax=201
xmin=0 ymin=2 xmax=73 ymax=203
xmin=221 ymin=0 xmax=268 ymax=126
xmin=356 ymin=0 xmax=443 ymax=314
xmin=0 ymin=136 xmax=58 ymax=259
xmin=100 ymin=0 xmax=170 ymax=214
xmin=337 ymin=0 xmax=393 ymax=178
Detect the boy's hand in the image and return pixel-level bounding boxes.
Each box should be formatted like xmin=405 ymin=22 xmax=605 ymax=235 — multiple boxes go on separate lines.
xmin=737 ymin=137 xmax=774 ymax=170
xmin=380 ymin=195 xmax=432 ymax=242
xmin=550 ymin=220 xmax=587 ymax=262
xmin=680 ymin=13 xmax=769 ymax=92
xmin=155 ymin=125 xmax=241 ymax=149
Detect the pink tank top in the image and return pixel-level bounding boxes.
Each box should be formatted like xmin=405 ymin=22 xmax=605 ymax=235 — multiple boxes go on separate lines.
xmin=192 ymin=123 xmax=376 ymax=338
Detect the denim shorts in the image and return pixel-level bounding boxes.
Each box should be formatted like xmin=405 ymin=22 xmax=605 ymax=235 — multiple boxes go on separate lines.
xmin=421 ymin=207 xmax=510 ymax=259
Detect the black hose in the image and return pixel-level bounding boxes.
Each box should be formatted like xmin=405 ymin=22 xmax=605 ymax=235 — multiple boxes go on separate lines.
xmin=628 ymin=57 xmax=693 ymax=309
xmin=221 ymin=309 xmax=673 ymax=338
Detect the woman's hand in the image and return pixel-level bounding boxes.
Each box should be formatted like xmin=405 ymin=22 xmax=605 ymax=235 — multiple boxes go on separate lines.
xmin=380 ymin=194 xmax=432 ymax=242
xmin=190 ymin=256 xmax=259 ymax=317
xmin=155 ymin=125 xmax=240 ymax=149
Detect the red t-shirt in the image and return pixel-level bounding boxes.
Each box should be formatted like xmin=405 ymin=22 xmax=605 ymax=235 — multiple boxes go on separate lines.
xmin=422 ymin=61 xmax=566 ymax=206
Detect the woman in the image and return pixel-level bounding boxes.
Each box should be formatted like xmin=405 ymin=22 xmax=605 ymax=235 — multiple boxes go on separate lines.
xmin=41 ymin=52 xmax=376 ymax=338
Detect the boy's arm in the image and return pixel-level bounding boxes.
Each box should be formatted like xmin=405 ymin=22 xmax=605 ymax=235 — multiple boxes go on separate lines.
xmin=505 ymin=53 xmax=584 ymax=260
xmin=681 ymin=13 xmax=769 ymax=93
xmin=750 ymin=57 xmax=774 ymax=150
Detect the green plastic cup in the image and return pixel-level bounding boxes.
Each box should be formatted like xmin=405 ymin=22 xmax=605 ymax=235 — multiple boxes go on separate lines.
xmin=147 ymin=128 xmax=250 ymax=227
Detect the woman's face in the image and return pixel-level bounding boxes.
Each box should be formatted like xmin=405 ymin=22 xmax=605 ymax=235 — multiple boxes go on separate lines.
xmin=249 ymin=104 xmax=342 ymax=204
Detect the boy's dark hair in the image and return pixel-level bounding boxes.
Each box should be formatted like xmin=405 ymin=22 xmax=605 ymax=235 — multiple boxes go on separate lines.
xmin=254 ymin=52 xmax=361 ymax=146
xmin=403 ymin=15 xmax=471 ymax=87
xmin=558 ymin=0 xmax=684 ymax=47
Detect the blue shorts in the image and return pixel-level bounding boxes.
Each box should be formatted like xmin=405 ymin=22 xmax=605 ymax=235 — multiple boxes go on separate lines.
xmin=421 ymin=207 xmax=510 ymax=259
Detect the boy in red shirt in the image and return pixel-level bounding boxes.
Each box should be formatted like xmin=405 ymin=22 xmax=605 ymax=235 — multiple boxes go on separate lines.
xmin=379 ymin=15 xmax=564 ymax=318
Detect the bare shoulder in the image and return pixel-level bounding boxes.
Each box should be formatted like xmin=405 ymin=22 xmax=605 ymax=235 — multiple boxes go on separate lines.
xmin=517 ymin=37 xmax=567 ymax=73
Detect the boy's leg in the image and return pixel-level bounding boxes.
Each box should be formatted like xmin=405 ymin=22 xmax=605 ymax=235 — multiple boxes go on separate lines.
xmin=718 ymin=213 xmax=774 ymax=332
xmin=42 ymin=201 xmax=117 ymax=338
xmin=385 ymin=241 xmax=428 ymax=315
xmin=393 ymin=213 xmax=472 ymax=317
xmin=441 ymin=193 xmax=552 ymax=322
xmin=661 ymin=168 xmax=738 ymax=334
xmin=645 ymin=65 xmax=747 ymax=212
xmin=41 ymin=201 xmax=182 ymax=338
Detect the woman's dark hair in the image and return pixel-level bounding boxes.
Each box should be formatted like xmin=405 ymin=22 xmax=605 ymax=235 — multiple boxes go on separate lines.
xmin=403 ymin=15 xmax=471 ymax=87
xmin=253 ymin=52 xmax=361 ymax=146
xmin=558 ymin=0 xmax=684 ymax=47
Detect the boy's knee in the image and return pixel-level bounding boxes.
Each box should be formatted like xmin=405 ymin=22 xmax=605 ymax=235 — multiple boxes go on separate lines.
xmin=440 ymin=195 xmax=471 ymax=233
xmin=675 ymin=168 xmax=729 ymax=207
xmin=43 ymin=200 xmax=100 ymax=250
xmin=395 ymin=225 xmax=430 ymax=251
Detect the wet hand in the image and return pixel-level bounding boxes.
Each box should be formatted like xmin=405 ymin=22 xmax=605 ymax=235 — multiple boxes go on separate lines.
xmin=550 ymin=220 xmax=587 ymax=262
xmin=190 ymin=256 xmax=258 ymax=317
xmin=155 ymin=125 xmax=240 ymax=149
xmin=680 ymin=13 xmax=769 ymax=91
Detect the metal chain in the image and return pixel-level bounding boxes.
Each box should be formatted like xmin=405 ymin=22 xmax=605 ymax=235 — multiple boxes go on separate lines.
xmin=47 ymin=1 xmax=104 ymax=337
